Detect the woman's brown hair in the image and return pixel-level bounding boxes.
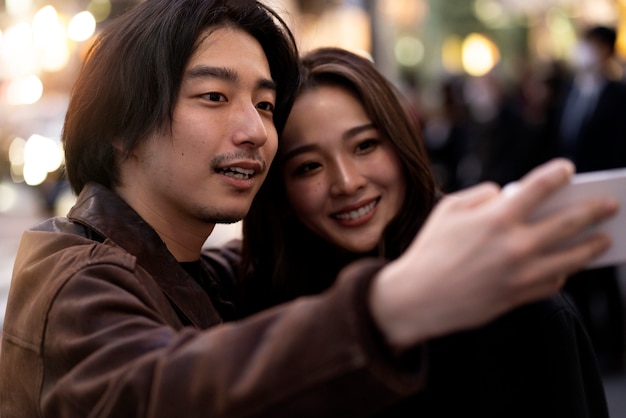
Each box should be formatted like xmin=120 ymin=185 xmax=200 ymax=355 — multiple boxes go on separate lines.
xmin=241 ymin=47 xmax=438 ymax=313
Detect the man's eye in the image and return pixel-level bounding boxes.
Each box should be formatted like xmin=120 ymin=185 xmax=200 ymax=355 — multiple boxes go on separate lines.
xmin=257 ymin=101 xmax=275 ymax=113
xmin=203 ymin=92 xmax=227 ymax=102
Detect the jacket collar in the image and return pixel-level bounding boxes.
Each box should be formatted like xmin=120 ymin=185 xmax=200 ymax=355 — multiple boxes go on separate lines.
xmin=67 ymin=182 xmax=222 ymax=327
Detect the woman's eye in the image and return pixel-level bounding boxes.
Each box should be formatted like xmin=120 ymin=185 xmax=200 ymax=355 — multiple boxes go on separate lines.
xmin=203 ymin=92 xmax=227 ymax=102
xmin=257 ymin=101 xmax=275 ymax=113
xmin=355 ymin=139 xmax=380 ymax=153
xmin=294 ymin=161 xmax=321 ymax=176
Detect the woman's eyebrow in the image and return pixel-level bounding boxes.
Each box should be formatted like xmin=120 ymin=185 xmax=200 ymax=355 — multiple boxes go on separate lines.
xmin=343 ymin=123 xmax=376 ymax=140
xmin=281 ymin=123 xmax=377 ymax=163
xmin=281 ymin=143 xmax=319 ymax=163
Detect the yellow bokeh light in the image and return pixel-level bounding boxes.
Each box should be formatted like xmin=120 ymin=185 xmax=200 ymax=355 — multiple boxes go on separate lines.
xmin=0 ymin=23 xmax=37 ymax=78
xmin=88 ymin=0 xmax=112 ymax=23
xmin=6 ymin=0 xmax=32 ymax=17
xmin=378 ymin=0 xmax=428 ymax=27
xmin=7 ymin=75 xmax=44 ymax=105
xmin=299 ymin=6 xmax=371 ymax=55
xmin=32 ymin=6 xmax=60 ymax=47
xmin=68 ymin=11 xmax=97 ymax=42
xmin=23 ymin=162 xmax=48 ymax=186
xmin=474 ymin=0 xmax=508 ymax=28
xmin=462 ymin=33 xmax=500 ymax=77
xmin=21 ymin=134 xmax=64 ymax=186
xmin=442 ymin=34 xmax=464 ymax=74
xmin=1 ymin=23 xmax=33 ymax=60
xmin=8 ymin=137 xmax=27 ymax=166
xmin=395 ymin=36 xmax=424 ymax=67
xmin=25 ymin=134 xmax=64 ymax=174
xmin=32 ymin=5 xmax=70 ymax=72
xmin=0 ymin=182 xmax=18 ymax=213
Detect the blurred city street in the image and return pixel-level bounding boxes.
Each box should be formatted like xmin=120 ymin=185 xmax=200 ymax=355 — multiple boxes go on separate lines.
xmin=0 ymin=182 xmax=47 ymax=329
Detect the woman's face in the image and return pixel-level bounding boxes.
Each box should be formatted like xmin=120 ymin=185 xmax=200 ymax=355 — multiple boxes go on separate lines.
xmin=280 ymin=85 xmax=406 ymax=253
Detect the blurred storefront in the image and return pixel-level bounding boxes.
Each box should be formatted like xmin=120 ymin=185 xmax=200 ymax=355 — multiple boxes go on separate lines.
xmin=0 ymin=0 xmax=139 ymax=216
xmin=0 ymin=0 xmax=625 ymax=214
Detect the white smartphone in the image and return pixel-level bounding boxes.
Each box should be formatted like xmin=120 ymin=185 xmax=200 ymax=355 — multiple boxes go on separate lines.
xmin=504 ymin=167 xmax=626 ymax=269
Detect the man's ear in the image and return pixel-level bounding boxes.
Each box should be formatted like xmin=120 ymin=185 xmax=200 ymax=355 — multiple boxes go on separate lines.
xmin=112 ymin=138 xmax=135 ymax=159
xmin=112 ymin=139 xmax=125 ymax=153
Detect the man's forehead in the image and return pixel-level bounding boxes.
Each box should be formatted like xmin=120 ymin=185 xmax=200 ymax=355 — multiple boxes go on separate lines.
xmin=188 ymin=26 xmax=269 ymax=68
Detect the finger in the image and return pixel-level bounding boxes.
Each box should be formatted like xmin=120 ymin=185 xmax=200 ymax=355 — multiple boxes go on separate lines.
xmin=525 ymin=197 xmax=619 ymax=252
xmin=501 ymin=158 xmax=575 ymax=219
xmin=527 ymin=232 xmax=612 ymax=284
xmin=550 ymin=232 xmax=612 ymax=274
xmin=509 ymin=233 xmax=611 ymax=306
xmin=440 ymin=182 xmax=500 ymax=210
xmin=488 ymin=227 xmax=609 ymax=303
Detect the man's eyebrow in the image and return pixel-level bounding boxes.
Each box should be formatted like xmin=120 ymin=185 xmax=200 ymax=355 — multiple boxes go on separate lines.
xmin=185 ymin=65 xmax=276 ymax=91
xmin=186 ymin=65 xmax=236 ymax=82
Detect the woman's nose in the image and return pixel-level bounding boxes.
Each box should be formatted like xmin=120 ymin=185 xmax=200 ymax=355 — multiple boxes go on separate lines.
xmin=329 ymin=159 xmax=366 ymax=196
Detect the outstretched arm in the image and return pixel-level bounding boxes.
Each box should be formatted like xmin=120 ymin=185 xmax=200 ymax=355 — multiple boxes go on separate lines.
xmin=369 ymin=158 xmax=618 ymax=351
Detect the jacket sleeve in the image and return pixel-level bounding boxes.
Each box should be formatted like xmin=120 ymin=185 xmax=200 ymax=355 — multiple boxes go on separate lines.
xmin=36 ymin=255 xmax=426 ymax=418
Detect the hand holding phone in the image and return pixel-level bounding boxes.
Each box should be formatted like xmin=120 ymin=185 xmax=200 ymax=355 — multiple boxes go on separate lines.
xmin=504 ymin=167 xmax=626 ymax=269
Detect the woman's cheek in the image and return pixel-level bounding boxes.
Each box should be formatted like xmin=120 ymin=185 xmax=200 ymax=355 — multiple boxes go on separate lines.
xmin=287 ymin=180 xmax=326 ymax=217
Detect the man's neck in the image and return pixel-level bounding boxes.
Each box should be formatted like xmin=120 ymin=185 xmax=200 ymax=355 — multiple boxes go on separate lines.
xmin=114 ymin=185 xmax=214 ymax=262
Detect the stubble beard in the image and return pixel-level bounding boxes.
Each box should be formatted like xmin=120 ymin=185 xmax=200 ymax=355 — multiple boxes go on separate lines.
xmin=197 ymin=205 xmax=248 ymax=225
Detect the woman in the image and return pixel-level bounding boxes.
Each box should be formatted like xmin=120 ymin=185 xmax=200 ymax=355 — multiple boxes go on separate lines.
xmin=240 ymin=47 xmax=609 ymax=417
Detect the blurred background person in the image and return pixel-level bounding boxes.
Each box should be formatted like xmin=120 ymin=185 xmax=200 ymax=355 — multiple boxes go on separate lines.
xmin=550 ymin=25 xmax=626 ymax=171
xmin=543 ymin=25 xmax=626 ymax=375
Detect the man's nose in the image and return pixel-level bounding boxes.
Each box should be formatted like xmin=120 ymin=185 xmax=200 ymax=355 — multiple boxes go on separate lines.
xmin=231 ymin=103 xmax=270 ymax=147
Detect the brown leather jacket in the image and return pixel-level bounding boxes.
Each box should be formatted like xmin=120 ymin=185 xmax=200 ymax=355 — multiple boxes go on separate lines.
xmin=0 ymin=183 xmax=425 ymax=417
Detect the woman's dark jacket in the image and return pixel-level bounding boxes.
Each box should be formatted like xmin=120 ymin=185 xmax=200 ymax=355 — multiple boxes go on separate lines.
xmin=379 ymin=293 xmax=610 ymax=417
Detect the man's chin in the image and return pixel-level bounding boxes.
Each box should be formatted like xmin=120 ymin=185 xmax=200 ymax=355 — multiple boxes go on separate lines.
xmin=202 ymin=211 xmax=246 ymax=225
xmin=214 ymin=217 xmax=243 ymax=225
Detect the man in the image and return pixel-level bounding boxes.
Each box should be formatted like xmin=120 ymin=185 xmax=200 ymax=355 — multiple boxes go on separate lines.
xmin=555 ymin=25 xmax=626 ymax=170
xmin=0 ymin=0 xmax=617 ymax=416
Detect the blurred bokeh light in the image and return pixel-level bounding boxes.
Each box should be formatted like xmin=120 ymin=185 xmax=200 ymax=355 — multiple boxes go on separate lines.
xmin=0 ymin=0 xmax=624 ymax=216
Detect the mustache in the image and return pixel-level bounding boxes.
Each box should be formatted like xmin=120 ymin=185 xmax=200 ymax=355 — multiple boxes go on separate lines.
xmin=210 ymin=151 xmax=267 ymax=171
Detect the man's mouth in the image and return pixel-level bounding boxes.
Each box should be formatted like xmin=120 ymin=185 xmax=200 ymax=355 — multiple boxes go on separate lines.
xmin=217 ymin=167 xmax=255 ymax=179
xmin=332 ymin=198 xmax=379 ymax=221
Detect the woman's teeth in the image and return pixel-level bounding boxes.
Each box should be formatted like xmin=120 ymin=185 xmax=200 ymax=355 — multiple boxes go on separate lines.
xmin=334 ymin=200 xmax=377 ymax=221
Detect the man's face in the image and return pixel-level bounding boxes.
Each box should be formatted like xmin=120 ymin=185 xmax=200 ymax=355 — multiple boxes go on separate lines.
xmin=572 ymin=40 xmax=601 ymax=72
xmin=123 ymin=26 xmax=277 ymax=231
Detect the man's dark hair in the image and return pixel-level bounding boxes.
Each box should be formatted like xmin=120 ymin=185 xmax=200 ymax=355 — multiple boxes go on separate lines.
xmin=63 ymin=0 xmax=300 ymax=195
xmin=585 ymin=25 xmax=617 ymax=54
